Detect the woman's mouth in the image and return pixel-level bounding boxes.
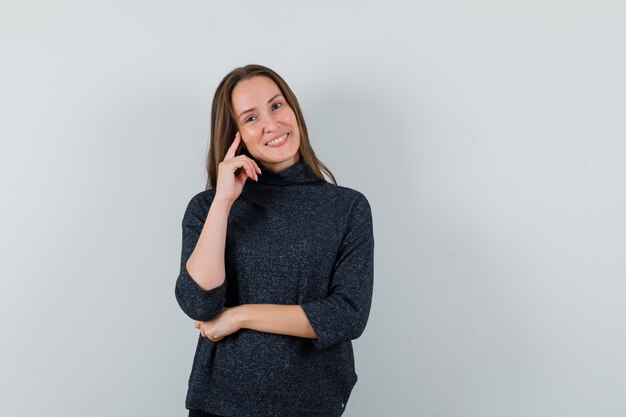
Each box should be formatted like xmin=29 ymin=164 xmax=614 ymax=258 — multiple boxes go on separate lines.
xmin=265 ymin=133 xmax=289 ymax=147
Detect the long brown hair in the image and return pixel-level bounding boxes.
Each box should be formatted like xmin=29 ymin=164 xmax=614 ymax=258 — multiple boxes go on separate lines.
xmin=205 ymin=64 xmax=337 ymax=190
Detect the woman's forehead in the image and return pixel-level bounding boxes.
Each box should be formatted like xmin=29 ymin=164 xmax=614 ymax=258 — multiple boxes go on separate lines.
xmin=233 ymin=77 xmax=280 ymax=100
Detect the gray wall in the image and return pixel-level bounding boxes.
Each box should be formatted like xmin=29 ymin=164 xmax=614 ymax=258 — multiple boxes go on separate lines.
xmin=1 ymin=1 xmax=625 ymax=416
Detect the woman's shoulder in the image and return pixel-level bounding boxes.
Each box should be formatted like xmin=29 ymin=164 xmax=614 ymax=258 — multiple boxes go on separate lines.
xmin=190 ymin=188 xmax=217 ymax=204
xmin=181 ymin=189 xmax=217 ymax=223
xmin=317 ymin=183 xmax=372 ymax=224
xmin=321 ymin=182 xmax=371 ymax=206
xmin=186 ymin=188 xmax=216 ymax=207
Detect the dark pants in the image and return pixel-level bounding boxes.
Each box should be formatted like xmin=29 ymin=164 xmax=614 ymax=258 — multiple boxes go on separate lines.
xmin=188 ymin=410 xmax=224 ymax=417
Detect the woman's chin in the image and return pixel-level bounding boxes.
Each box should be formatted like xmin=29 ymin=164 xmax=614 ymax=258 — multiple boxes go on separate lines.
xmin=261 ymin=150 xmax=298 ymax=164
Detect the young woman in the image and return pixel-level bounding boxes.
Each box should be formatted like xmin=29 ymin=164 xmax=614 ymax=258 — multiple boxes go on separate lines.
xmin=175 ymin=64 xmax=375 ymax=417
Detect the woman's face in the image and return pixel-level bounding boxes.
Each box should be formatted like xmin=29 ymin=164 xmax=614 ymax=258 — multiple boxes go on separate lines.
xmin=231 ymin=76 xmax=301 ymax=172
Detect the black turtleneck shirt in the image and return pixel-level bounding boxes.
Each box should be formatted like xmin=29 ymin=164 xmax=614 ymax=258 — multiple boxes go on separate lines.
xmin=175 ymin=157 xmax=374 ymax=417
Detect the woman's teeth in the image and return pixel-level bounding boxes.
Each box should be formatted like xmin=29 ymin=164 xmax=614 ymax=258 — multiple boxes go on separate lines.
xmin=266 ymin=134 xmax=288 ymax=146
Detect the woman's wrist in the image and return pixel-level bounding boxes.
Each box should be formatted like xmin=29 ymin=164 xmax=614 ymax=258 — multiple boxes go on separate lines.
xmin=234 ymin=304 xmax=250 ymax=329
xmin=211 ymin=194 xmax=235 ymax=209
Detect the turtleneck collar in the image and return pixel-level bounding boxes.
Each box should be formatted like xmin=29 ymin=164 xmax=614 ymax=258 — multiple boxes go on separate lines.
xmin=251 ymin=157 xmax=325 ymax=186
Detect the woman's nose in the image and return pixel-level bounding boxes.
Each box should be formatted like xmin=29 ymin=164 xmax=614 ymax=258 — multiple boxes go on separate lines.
xmin=263 ymin=114 xmax=280 ymax=133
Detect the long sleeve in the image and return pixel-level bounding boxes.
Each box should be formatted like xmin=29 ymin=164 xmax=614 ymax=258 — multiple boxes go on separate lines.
xmin=299 ymin=192 xmax=375 ymax=350
xmin=174 ymin=192 xmax=227 ymax=321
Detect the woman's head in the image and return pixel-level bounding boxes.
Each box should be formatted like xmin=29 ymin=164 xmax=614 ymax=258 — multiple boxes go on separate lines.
xmin=206 ymin=64 xmax=336 ymax=189
xmin=230 ymin=75 xmax=300 ymax=172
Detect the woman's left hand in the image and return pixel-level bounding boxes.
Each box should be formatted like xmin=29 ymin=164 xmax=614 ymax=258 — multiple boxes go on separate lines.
xmin=194 ymin=307 xmax=242 ymax=342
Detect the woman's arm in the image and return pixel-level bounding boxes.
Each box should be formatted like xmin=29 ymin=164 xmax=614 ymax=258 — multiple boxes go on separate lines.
xmin=185 ymin=197 xmax=233 ymax=291
xmin=175 ymin=193 xmax=231 ymax=321
xmin=237 ymin=304 xmax=317 ymax=338
xmin=177 ymin=136 xmax=262 ymax=320
xmin=298 ymin=193 xmax=374 ymax=349
xmin=181 ymin=133 xmax=261 ymax=293
xmin=196 ymin=304 xmax=317 ymax=341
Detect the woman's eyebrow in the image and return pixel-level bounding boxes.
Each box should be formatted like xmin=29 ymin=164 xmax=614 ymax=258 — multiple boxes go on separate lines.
xmin=238 ymin=94 xmax=283 ymax=119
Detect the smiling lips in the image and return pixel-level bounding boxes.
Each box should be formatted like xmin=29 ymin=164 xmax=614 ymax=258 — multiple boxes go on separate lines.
xmin=265 ymin=133 xmax=289 ymax=147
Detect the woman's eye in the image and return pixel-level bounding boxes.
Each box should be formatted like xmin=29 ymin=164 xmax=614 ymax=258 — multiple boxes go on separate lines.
xmin=245 ymin=115 xmax=256 ymax=123
xmin=272 ymin=102 xmax=283 ymax=110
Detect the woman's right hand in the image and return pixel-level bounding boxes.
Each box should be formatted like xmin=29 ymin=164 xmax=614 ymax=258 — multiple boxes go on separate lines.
xmin=215 ymin=131 xmax=262 ymax=203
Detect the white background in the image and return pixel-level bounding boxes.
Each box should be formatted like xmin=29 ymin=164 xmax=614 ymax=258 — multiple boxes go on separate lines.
xmin=1 ymin=1 xmax=625 ymax=416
